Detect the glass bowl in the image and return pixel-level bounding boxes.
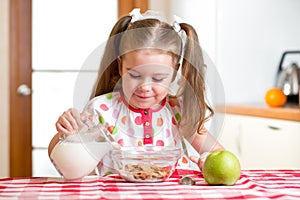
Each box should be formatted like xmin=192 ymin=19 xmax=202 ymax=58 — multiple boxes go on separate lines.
xmin=110 ymin=146 xmax=182 ymax=182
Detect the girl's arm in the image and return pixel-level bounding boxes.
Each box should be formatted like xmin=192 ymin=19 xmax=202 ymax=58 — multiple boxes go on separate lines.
xmin=188 ymin=127 xmax=225 ymax=169
xmin=48 ymin=133 xmax=60 ymax=157
xmin=190 ymin=127 xmax=224 ymax=154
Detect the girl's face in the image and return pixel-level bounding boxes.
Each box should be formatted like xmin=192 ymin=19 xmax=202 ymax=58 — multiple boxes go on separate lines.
xmin=119 ymin=50 xmax=176 ymax=109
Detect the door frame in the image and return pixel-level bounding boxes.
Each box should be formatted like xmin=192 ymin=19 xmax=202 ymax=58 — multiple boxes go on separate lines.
xmin=118 ymin=0 xmax=148 ymax=17
xmin=9 ymin=0 xmax=32 ymax=177
xmin=9 ymin=0 xmax=148 ymax=177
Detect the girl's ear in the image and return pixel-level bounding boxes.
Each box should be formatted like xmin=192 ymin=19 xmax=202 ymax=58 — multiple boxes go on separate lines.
xmin=117 ymin=57 xmax=123 ymax=75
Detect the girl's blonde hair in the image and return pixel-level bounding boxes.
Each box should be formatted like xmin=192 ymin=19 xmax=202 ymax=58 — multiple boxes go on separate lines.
xmin=90 ymin=15 xmax=213 ymax=135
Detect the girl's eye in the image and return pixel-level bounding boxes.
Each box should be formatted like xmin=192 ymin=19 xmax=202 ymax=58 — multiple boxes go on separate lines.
xmin=152 ymin=77 xmax=164 ymax=82
xmin=128 ymin=73 xmax=140 ymax=79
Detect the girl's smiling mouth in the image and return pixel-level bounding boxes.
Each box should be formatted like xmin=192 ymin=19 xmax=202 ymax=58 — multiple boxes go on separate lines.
xmin=134 ymin=94 xmax=154 ymax=99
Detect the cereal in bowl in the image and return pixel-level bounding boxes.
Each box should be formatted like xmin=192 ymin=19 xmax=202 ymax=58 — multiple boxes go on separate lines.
xmin=125 ymin=163 xmax=172 ymax=180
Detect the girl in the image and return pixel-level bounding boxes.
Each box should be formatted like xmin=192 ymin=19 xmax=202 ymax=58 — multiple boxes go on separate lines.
xmin=48 ymin=9 xmax=224 ymax=176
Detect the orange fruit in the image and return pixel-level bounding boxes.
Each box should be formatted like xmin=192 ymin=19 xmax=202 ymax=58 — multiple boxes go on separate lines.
xmin=265 ymin=88 xmax=287 ymax=107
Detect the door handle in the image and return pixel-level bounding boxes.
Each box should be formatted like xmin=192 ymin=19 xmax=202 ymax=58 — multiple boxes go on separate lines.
xmin=267 ymin=125 xmax=281 ymax=131
xmin=17 ymin=84 xmax=31 ymax=96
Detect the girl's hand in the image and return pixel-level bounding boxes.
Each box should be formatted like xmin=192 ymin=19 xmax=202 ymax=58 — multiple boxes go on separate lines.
xmin=190 ymin=152 xmax=210 ymax=170
xmin=55 ymin=108 xmax=84 ymax=137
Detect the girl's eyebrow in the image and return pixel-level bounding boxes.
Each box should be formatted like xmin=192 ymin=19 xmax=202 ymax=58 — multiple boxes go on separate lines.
xmin=127 ymin=68 xmax=170 ymax=76
xmin=126 ymin=67 xmax=137 ymax=72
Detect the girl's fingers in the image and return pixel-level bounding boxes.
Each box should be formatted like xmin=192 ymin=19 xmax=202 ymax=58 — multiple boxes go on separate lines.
xmin=189 ymin=155 xmax=202 ymax=170
xmin=58 ymin=114 xmax=74 ymax=131
xmin=55 ymin=108 xmax=89 ymax=137
xmin=69 ymin=108 xmax=87 ymax=129
xmin=189 ymin=155 xmax=200 ymax=164
xmin=190 ymin=152 xmax=210 ymax=170
xmin=56 ymin=121 xmax=73 ymax=136
xmin=55 ymin=108 xmax=80 ymax=134
xmin=64 ymin=109 xmax=79 ymax=130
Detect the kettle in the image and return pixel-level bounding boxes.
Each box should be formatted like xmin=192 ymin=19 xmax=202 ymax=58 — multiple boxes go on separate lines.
xmin=276 ymin=51 xmax=300 ymax=103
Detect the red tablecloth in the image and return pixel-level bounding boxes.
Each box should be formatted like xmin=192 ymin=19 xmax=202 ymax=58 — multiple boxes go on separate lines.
xmin=0 ymin=169 xmax=300 ymax=199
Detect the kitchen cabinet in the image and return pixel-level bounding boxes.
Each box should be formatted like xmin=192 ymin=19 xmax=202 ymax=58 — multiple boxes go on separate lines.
xmin=218 ymin=114 xmax=300 ymax=170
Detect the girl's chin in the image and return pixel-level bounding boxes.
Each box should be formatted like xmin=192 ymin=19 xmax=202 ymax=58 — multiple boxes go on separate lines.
xmin=126 ymin=94 xmax=159 ymax=109
xmin=130 ymin=102 xmax=153 ymax=109
xmin=129 ymin=98 xmax=156 ymax=109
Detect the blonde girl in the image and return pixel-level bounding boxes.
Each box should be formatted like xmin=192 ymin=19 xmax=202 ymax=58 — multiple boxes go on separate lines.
xmin=49 ymin=9 xmax=224 ymax=176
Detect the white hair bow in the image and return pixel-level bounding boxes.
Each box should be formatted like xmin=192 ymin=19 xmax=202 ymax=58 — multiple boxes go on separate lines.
xmin=173 ymin=15 xmax=183 ymax=32
xmin=129 ymin=8 xmax=144 ymax=23
xmin=129 ymin=8 xmax=182 ymax=33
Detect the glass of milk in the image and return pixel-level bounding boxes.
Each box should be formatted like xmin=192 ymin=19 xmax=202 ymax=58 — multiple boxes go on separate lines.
xmin=50 ymin=126 xmax=113 ymax=180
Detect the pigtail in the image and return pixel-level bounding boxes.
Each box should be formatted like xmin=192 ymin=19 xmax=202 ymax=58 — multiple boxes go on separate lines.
xmin=178 ymin=23 xmax=214 ymax=135
xmin=90 ymin=16 xmax=132 ymax=99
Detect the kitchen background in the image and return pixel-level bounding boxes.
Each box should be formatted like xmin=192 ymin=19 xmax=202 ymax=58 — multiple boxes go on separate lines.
xmin=0 ymin=0 xmax=300 ymax=177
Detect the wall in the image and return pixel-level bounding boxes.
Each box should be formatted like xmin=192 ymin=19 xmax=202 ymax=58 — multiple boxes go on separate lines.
xmin=149 ymin=0 xmax=300 ymax=104
xmin=0 ymin=0 xmax=9 ymax=177
xmin=216 ymin=0 xmax=300 ymax=103
xmin=149 ymin=0 xmax=216 ymax=61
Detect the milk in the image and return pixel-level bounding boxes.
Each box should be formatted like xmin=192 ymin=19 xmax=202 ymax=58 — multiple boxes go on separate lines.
xmin=50 ymin=141 xmax=111 ymax=180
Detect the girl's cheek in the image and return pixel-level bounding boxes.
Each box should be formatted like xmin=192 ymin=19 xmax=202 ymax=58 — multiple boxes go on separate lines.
xmin=123 ymin=79 xmax=138 ymax=93
xmin=156 ymin=81 xmax=172 ymax=92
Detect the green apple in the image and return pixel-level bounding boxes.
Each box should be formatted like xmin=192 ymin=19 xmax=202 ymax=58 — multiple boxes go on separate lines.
xmin=202 ymin=150 xmax=241 ymax=186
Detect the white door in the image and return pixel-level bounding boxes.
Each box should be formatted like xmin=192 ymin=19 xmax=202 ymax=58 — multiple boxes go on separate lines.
xmin=31 ymin=0 xmax=118 ymax=176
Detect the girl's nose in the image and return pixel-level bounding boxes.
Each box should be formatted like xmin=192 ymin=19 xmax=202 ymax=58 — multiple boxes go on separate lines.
xmin=139 ymin=83 xmax=151 ymax=92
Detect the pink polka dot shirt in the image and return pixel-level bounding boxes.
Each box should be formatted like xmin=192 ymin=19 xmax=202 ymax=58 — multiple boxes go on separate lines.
xmin=82 ymin=91 xmax=190 ymax=175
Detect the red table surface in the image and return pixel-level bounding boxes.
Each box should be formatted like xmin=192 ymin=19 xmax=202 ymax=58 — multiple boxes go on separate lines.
xmin=0 ymin=169 xmax=300 ymax=200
